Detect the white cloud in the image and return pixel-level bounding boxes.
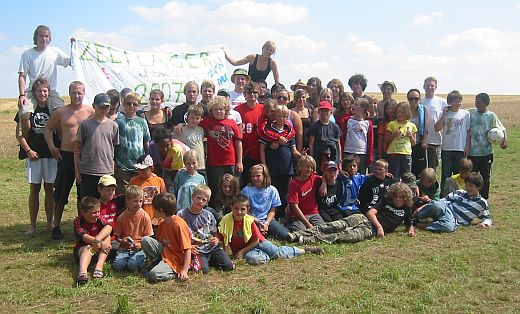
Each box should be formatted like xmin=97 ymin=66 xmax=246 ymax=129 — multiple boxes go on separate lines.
xmin=410 ymin=12 xmax=443 ymax=27
xmin=0 ymin=32 xmax=8 ymax=40
xmin=347 ymin=33 xmax=383 ymax=55
xmin=516 ymin=3 xmax=520 ymax=11
xmin=130 ymin=0 xmax=307 ymax=25
xmin=71 ymin=27 xmax=143 ymax=50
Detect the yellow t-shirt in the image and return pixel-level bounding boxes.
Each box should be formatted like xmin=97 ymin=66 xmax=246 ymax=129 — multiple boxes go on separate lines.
xmin=386 ymin=120 xmax=418 ymax=155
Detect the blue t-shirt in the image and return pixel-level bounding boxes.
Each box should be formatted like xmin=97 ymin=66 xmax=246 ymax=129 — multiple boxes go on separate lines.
xmin=173 ymin=170 xmax=206 ymax=210
xmin=115 ymin=115 xmax=151 ymax=171
xmin=177 ymin=208 xmax=217 ymax=254
xmin=241 ymin=185 xmax=281 ymax=223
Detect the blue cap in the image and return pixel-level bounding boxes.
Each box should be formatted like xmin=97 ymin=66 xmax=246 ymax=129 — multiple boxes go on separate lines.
xmin=93 ymin=93 xmax=111 ymax=107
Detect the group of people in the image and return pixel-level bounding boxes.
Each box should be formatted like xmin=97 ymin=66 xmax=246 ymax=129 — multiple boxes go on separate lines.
xmin=15 ymin=26 xmax=507 ymax=284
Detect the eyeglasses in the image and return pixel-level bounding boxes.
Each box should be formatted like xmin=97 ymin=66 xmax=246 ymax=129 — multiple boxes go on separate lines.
xmin=125 ymin=102 xmax=140 ymax=107
xmin=277 ymin=96 xmax=288 ymax=101
xmin=407 ymin=97 xmax=420 ymax=102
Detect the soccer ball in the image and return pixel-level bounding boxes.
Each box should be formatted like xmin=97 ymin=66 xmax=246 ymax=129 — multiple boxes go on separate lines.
xmin=487 ymin=128 xmax=504 ymax=145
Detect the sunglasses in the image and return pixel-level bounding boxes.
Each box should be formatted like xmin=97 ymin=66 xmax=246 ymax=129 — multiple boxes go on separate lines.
xmin=407 ymin=97 xmax=420 ymax=101
xmin=277 ymin=96 xmax=288 ymax=101
xmin=125 ymin=102 xmax=140 ymax=107
xmin=247 ymin=91 xmax=259 ymax=95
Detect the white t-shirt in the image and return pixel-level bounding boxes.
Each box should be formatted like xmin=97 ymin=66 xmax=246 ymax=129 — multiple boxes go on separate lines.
xmin=441 ymin=109 xmax=470 ymax=151
xmin=421 ymin=95 xmax=447 ymax=145
xmin=227 ymin=109 xmax=243 ymax=126
xmin=18 ymin=46 xmax=70 ymax=92
xmin=343 ymin=118 xmax=369 ymax=154
xmin=229 ymin=90 xmax=245 ymax=109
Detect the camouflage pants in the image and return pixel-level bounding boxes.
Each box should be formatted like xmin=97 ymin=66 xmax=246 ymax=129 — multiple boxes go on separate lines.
xmin=287 ymin=214 xmax=374 ymax=244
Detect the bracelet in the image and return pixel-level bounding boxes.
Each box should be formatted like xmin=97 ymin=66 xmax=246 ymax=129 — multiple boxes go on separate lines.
xmin=19 ymin=94 xmax=25 ymax=97
xmin=93 ymin=239 xmax=102 ymax=244
xmin=25 ymin=149 xmax=32 ymax=153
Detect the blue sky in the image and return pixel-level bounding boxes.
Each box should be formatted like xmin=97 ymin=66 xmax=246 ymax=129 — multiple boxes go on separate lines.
xmin=1 ymin=0 xmax=520 ymax=98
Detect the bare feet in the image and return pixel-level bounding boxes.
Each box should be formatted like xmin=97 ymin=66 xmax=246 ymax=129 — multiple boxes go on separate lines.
xmin=25 ymin=226 xmax=36 ymax=235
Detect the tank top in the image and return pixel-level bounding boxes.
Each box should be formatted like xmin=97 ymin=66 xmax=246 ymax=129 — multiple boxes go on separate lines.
xmin=248 ymin=54 xmax=271 ymax=82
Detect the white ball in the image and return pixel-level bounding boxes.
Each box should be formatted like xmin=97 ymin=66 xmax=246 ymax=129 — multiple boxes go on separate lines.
xmin=487 ymin=127 xmax=504 ymax=145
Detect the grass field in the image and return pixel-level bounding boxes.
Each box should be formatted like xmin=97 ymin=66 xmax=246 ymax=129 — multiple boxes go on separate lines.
xmin=0 ymin=95 xmax=519 ymax=313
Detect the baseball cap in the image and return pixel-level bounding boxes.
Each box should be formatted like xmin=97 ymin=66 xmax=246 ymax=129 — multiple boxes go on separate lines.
xmin=401 ymin=172 xmax=418 ymax=190
xmin=134 ymin=154 xmax=154 ymax=170
xmin=318 ymin=101 xmax=333 ymax=111
xmin=217 ymin=88 xmax=230 ymax=97
xmin=98 ymin=175 xmax=117 ymax=186
xmin=231 ymin=68 xmax=251 ymax=82
xmin=93 ymin=93 xmax=111 ymax=107
xmin=325 ymin=161 xmax=338 ymax=170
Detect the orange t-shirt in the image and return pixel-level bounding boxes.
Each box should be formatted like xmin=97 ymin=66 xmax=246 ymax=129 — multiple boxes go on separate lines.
xmin=130 ymin=174 xmax=166 ymax=219
xmin=114 ymin=208 xmax=153 ymax=249
xmin=378 ymin=121 xmax=391 ymax=156
xmin=156 ymin=216 xmax=192 ymax=274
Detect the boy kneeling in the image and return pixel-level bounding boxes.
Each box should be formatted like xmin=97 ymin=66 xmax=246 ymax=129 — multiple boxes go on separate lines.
xmin=415 ymin=172 xmax=491 ymax=232
xmin=73 ymin=196 xmax=112 ymax=284
xmin=142 ymin=193 xmax=192 ymax=282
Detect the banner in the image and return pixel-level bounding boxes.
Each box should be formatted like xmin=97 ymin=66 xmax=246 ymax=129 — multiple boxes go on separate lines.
xmin=71 ymin=39 xmax=229 ymax=105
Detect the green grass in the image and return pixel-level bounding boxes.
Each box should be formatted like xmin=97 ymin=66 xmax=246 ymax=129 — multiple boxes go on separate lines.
xmin=1 ymin=125 xmax=519 ymax=312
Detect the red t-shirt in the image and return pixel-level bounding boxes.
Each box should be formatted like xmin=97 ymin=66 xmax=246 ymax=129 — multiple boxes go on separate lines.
xmin=229 ymin=219 xmax=265 ymax=255
xmin=200 ymin=117 xmax=242 ymax=166
xmin=100 ymin=200 xmax=117 ymax=240
xmin=235 ymin=103 xmax=263 ymax=160
xmin=287 ymin=173 xmax=321 ymax=218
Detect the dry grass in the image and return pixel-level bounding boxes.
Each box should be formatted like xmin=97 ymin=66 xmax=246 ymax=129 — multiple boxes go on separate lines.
xmin=0 ymin=96 xmax=519 ymax=312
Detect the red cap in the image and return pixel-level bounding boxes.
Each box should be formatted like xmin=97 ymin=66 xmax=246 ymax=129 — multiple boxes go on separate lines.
xmin=318 ymin=101 xmax=333 ymax=111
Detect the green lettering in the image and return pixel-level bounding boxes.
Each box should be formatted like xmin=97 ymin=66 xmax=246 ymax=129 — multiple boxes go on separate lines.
xmin=152 ymin=54 xmax=166 ymax=67
xmin=185 ymin=53 xmax=199 ymax=68
xmin=95 ymin=42 xmax=110 ymax=63
xmin=79 ymin=42 xmax=94 ymax=61
xmin=107 ymin=46 xmax=122 ymax=64
xmin=169 ymin=54 xmax=184 ymax=68
xmin=134 ymin=83 xmax=148 ymax=99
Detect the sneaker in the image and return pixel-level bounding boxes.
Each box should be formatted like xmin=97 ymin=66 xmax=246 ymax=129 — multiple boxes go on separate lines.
xmin=286 ymin=232 xmax=296 ymax=242
xmin=304 ymin=246 xmax=324 ymax=255
xmin=51 ymin=227 xmax=64 ymax=240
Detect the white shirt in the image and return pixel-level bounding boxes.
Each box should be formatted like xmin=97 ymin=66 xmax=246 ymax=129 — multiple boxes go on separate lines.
xmin=441 ymin=109 xmax=470 ymax=151
xmin=229 ymin=90 xmax=245 ymax=109
xmin=421 ymin=95 xmax=447 ymax=145
xmin=18 ymin=46 xmax=70 ymax=91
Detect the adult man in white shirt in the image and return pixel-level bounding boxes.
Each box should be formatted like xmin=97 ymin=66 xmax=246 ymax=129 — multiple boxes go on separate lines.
xmin=18 ymin=25 xmax=71 ymax=116
xmin=420 ymin=76 xmax=447 ymax=170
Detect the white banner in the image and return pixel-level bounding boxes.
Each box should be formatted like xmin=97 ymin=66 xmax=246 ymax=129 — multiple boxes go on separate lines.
xmin=71 ymin=39 xmax=229 ymax=105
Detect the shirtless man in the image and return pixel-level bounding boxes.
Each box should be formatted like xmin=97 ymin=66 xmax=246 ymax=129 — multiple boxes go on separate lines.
xmin=44 ymin=81 xmax=94 ymax=240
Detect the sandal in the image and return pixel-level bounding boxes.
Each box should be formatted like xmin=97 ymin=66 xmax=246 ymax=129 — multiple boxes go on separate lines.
xmin=77 ymin=272 xmax=89 ymax=284
xmin=92 ymin=269 xmax=104 ymax=279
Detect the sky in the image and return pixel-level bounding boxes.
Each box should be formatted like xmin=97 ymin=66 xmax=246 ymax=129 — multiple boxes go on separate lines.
xmin=1 ymin=0 xmax=520 ymax=98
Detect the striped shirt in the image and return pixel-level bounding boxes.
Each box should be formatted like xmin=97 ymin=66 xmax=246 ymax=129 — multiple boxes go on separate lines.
xmin=443 ymin=190 xmax=491 ymax=226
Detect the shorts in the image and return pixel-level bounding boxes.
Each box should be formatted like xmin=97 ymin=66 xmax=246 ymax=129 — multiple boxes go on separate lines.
xmin=53 ymin=151 xmax=77 ymax=206
xmin=20 ymin=90 xmax=63 ymax=115
xmin=26 ymin=157 xmax=58 ymax=184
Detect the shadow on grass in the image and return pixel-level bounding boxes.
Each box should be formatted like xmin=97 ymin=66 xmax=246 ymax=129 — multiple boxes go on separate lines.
xmin=0 ymin=218 xmax=76 ymax=253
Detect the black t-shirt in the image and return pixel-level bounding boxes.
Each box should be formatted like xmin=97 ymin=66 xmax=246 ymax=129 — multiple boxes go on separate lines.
xmin=14 ymin=105 xmax=57 ymax=158
xmin=316 ymin=179 xmax=342 ymax=218
xmin=358 ymin=175 xmax=396 ymax=211
xmin=373 ymin=199 xmax=412 ymax=233
xmin=171 ymin=103 xmax=189 ymax=126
